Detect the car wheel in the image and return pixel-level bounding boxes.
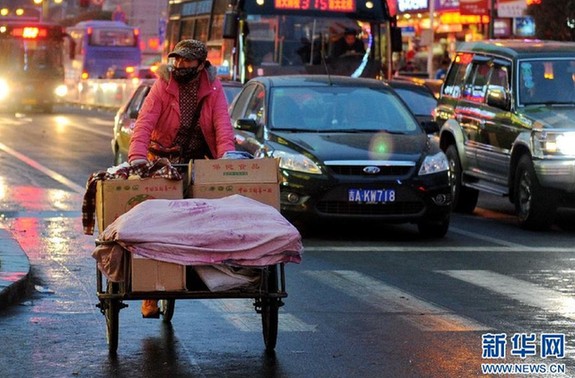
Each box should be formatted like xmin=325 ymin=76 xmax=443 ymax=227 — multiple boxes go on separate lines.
xmin=417 ymin=216 xmax=449 ymax=239
xmin=445 ymin=145 xmax=478 ymax=213
xmin=114 ymin=147 xmax=126 ymax=166
xmin=514 ymin=155 xmax=556 ymax=230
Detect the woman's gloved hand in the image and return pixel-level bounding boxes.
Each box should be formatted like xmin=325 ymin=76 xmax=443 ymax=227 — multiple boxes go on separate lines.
xmin=130 ymin=159 xmax=148 ymax=166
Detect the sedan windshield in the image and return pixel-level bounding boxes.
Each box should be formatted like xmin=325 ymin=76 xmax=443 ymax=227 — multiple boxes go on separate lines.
xmin=392 ymin=87 xmax=437 ymax=116
xmin=270 ymin=86 xmax=420 ymax=134
xmin=519 ymin=58 xmax=575 ymax=105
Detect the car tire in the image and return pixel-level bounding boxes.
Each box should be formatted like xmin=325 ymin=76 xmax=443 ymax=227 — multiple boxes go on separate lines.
xmin=445 ymin=145 xmax=478 ymax=213
xmin=417 ymin=216 xmax=450 ymax=238
xmin=514 ymin=155 xmax=557 ymax=230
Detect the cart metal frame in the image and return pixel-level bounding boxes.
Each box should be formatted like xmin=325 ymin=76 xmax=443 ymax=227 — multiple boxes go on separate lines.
xmin=96 ymin=248 xmax=287 ymax=355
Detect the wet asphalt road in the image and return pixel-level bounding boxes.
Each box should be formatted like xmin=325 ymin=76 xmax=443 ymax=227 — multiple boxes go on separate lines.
xmin=1 ymin=107 xmax=575 ymax=377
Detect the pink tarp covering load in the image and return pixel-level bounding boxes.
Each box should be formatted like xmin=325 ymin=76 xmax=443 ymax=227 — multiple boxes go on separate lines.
xmin=93 ymin=195 xmax=303 ymax=282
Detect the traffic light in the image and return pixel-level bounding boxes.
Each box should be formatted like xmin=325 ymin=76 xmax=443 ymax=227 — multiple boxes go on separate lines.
xmin=79 ymin=0 xmax=90 ymax=7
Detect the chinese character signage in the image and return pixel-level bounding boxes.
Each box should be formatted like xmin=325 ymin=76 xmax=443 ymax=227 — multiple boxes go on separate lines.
xmin=460 ymin=0 xmax=489 ymax=15
xmin=498 ymin=0 xmax=527 ymax=18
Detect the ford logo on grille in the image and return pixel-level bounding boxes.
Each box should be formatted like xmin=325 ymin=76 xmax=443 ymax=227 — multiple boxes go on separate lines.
xmin=363 ymin=166 xmax=381 ymax=174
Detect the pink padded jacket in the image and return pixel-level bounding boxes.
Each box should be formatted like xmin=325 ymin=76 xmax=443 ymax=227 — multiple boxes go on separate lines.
xmin=128 ymin=64 xmax=236 ymax=162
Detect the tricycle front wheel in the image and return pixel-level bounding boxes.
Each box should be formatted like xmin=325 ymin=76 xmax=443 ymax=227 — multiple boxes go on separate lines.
xmin=261 ymin=299 xmax=279 ymax=351
xmin=160 ymin=299 xmax=175 ymax=322
xmin=105 ymin=299 xmax=119 ymax=354
xmin=260 ymin=265 xmax=280 ymax=352
xmin=104 ymin=282 xmax=121 ymax=354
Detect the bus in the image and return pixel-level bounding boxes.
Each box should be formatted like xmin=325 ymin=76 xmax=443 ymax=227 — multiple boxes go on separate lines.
xmin=0 ymin=19 xmax=68 ymax=113
xmin=64 ymin=20 xmax=142 ymax=98
xmin=164 ymin=0 xmax=397 ymax=83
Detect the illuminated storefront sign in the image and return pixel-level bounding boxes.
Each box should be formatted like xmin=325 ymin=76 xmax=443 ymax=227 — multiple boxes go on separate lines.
xmin=460 ymin=0 xmax=489 ymax=15
xmin=397 ymin=0 xmax=428 ymax=12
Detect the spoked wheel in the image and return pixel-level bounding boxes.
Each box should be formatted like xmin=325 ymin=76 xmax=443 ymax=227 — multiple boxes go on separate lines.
xmin=260 ymin=265 xmax=280 ymax=352
xmin=105 ymin=299 xmax=119 ymax=354
xmin=104 ymin=283 xmax=120 ymax=355
xmin=159 ymin=299 xmax=175 ymax=322
xmin=261 ymin=299 xmax=279 ymax=352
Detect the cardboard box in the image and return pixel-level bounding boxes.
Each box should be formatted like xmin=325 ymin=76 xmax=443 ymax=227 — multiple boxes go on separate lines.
xmin=190 ymin=158 xmax=279 ymax=184
xmin=187 ymin=158 xmax=280 ymax=209
xmin=96 ymin=177 xmax=183 ymax=233
xmin=131 ymin=254 xmax=186 ymax=291
xmin=192 ymin=182 xmax=280 ymax=209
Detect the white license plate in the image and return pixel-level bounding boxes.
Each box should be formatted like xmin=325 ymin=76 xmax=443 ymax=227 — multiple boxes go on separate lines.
xmin=348 ymin=189 xmax=395 ymax=203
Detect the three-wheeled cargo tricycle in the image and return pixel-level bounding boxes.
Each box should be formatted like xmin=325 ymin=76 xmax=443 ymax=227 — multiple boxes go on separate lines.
xmin=95 ymin=244 xmax=287 ymax=355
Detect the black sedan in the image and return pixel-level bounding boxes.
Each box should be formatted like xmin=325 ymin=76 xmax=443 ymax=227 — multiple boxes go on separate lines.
xmin=387 ymin=79 xmax=439 ymax=124
xmin=230 ymin=75 xmax=452 ymax=237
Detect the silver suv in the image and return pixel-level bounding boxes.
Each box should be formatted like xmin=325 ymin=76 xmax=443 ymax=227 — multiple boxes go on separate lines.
xmin=435 ymin=40 xmax=575 ymax=230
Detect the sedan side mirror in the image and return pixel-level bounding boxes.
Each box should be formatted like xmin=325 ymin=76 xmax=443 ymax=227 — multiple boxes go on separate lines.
xmin=486 ymin=87 xmax=510 ymax=111
xmin=235 ymin=118 xmax=260 ymax=132
xmin=421 ymin=120 xmax=440 ymax=134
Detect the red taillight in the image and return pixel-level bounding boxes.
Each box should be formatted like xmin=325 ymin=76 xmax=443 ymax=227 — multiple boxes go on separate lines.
xmin=12 ymin=27 xmax=47 ymax=39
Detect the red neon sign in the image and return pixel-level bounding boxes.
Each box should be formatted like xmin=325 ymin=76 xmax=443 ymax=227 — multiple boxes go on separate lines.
xmin=275 ymin=0 xmax=356 ymax=12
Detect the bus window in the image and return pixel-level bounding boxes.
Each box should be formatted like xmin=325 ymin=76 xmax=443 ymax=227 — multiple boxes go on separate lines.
xmin=90 ymin=28 xmax=137 ymax=47
xmin=64 ymin=21 xmax=141 ymax=86
xmin=166 ymin=0 xmax=392 ymax=82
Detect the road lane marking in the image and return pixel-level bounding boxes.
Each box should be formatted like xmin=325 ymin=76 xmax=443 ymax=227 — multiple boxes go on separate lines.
xmin=436 ymin=270 xmax=575 ymax=320
xmin=304 ymin=270 xmax=489 ymax=332
xmin=302 ymin=246 xmax=574 ymax=253
xmin=64 ymin=118 xmax=111 ymax=137
xmin=449 ymin=227 xmax=527 ymax=247
xmin=303 ymin=226 xmax=575 ymax=253
xmin=0 ymin=142 xmax=85 ymax=194
xmin=202 ymin=298 xmax=317 ymax=332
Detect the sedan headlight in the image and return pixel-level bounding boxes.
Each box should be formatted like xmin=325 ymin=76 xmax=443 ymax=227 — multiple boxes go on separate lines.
xmin=272 ymin=150 xmax=322 ymax=174
xmin=54 ymin=84 xmax=68 ymax=98
xmin=0 ymin=79 xmax=9 ymax=101
xmin=533 ymin=131 xmax=575 ymax=157
xmin=418 ymin=151 xmax=449 ymax=176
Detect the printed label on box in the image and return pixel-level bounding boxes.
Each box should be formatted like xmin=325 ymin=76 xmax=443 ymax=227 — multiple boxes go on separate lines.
xmin=191 ymin=158 xmax=279 ymax=184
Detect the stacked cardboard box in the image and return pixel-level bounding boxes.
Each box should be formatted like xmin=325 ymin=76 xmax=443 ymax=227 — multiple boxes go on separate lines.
xmin=187 ymin=158 xmax=280 ymax=209
xmin=95 ymin=177 xmax=186 ymax=291
xmin=95 ymin=177 xmax=183 ymax=232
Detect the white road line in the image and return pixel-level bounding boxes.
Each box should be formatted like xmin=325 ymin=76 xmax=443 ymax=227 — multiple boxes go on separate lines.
xmin=302 ymin=246 xmax=574 ymax=253
xmin=303 ymin=226 xmax=574 ymax=253
xmin=0 ymin=142 xmax=85 ymax=194
xmin=304 ymin=270 xmax=489 ymax=332
xmin=66 ymin=118 xmax=112 ymax=137
xmin=436 ymin=270 xmax=575 ymax=320
xmin=202 ymin=298 xmax=317 ymax=332
xmin=450 ymin=227 xmax=528 ymax=248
